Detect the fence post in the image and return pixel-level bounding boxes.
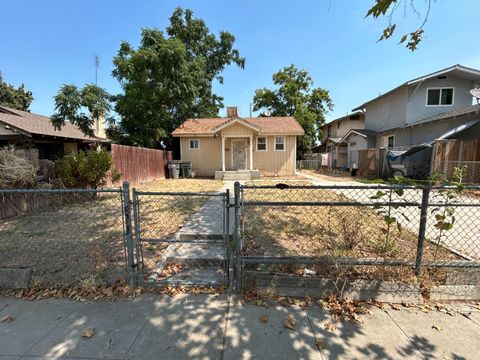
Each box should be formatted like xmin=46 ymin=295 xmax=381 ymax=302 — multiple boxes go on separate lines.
xmin=415 ymin=186 xmax=431 ymax=276
xmin=234 ymin=181 xmax=242 ymax=292
xmin=122 ymin=181 xmax=136 ymax=287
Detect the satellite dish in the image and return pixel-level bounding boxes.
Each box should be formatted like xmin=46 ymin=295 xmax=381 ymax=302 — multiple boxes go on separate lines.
xmin=470 ymin=88 xmax=480 ymax=104
xmin=264 ymin=110 xmax=272 ymax=117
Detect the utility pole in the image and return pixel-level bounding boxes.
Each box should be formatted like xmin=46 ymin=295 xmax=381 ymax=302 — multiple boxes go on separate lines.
xmin=94 ymin=54 xmax=100 ymax=86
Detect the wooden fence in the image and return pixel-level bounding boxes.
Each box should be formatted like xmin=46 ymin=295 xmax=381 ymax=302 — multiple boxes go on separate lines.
xmin=111 ymin=144 xmax=173 ymax=185
xmin=358 ymin=149 xmax=380 ymax=178
xmin=431 ymin=139 xmax=480 ymax=183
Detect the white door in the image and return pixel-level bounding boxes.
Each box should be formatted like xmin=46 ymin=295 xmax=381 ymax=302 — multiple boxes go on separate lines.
xmin=232 ymin=141 xmax=246 ymax=170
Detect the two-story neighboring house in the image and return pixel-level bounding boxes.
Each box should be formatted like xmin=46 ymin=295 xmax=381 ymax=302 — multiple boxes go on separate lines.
xmin=352 ymin=64 xmax=480 ymax=177
xmin=320 ymin=111 xmax=365 ymax=169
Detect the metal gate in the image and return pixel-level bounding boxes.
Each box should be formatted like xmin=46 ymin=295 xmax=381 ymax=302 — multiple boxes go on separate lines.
xmin=131 ymin=189 xmax=231 ymax=287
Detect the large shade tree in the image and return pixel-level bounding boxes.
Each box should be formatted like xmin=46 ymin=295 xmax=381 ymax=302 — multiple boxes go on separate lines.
xmin=253 ymin=65 xmax=333 ymax=155
xmin=0 ymin=72 xmax=33 ymax=111
xmin=109 ymin=7 xmax=245 ymax=148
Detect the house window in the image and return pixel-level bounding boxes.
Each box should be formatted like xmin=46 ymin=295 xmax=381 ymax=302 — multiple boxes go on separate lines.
xmin=337 ymin=121 xmax=340 ymax=129
xmin=387 ymin=136 xmax=395 ymax=149
xmin=275 ymin=137 xmax=285 ymax=151
xmin=189 ymin=139 xmax=199 ymax=150
xmin=327 ymin=125 xmax=332 ymax=137
xmin=427 ymin=88 xmax=454 ymax=106
xmin=256 ymin=137 xmax=267 ymax=151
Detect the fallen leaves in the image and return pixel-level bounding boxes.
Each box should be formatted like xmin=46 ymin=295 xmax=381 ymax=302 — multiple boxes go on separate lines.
xmin=0 ymin=315 xmax=15 ymax=323
xmin=282 ymin=315 xmax=296 ymax=330
xmin=315 ymin=339 xmax=324 ymax=350
xmin=432 ymin=324 xmax=443 ymax=331
xmin=1 ymin=280 xmax=225 ymax=302
xmin=259 ymin=315 xmax=268 ymax=323
xmin=81 ymin=328 xmax=96 ymax=339
xmin=323 ymin=321 xmax=337 ymax=332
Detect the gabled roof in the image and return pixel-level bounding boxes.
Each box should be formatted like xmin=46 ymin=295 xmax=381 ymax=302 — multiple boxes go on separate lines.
xmin=212 ymin=117 xmax=261 ymax=132
xmin=339 ymin=129 xmax=377 ymax=143
xmin=0 ymin=106 xmax=106 ymax=142
xmin=172 ymin=116 xmax=305 ymax=136
xmin=324 ymin=111 xmax=365 ymax=126
xmin=352 ymin=64 xmax=480 ymax=111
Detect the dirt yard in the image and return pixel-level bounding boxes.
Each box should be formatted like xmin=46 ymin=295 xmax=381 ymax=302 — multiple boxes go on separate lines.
xmin=242 ymin=181 xmax=458 ymax=284
xmin=0 ymin=179 xmax=225 ymax=288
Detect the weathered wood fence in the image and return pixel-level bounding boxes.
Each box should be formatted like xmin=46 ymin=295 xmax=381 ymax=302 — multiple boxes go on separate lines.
xmin=431 ymin=139 xmax=480 ymax=183
xmin=111 ymin=144 xmax=173 ymax=185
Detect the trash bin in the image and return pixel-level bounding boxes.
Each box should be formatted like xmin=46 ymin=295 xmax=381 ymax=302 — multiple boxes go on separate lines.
xmin=180 ymin=161 xmax=192 ymax=178
xmin=168 ymin=161 xmax=181 ymax=179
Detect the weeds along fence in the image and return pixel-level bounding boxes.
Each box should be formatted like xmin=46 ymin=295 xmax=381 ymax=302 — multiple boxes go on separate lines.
xmin=236 ymin=183 xmax=480 ymax=294
xmin=431 ymin=160 xmax=480 ymax=184
xmin=0 ymin=187 xmax=127 ymax=289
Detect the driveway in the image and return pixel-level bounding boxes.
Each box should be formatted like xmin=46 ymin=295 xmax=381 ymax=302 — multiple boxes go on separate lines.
xmin=299 ymin=172 xmax=480 ymax=261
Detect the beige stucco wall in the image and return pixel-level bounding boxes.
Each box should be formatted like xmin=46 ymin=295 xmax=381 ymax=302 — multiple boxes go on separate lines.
xmin=179 ymin=132 xmax=298 ymax=177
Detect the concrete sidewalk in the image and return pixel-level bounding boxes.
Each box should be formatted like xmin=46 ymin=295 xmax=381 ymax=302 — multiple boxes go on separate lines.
xmin=1 ymin=295 xmax=479 ymax=359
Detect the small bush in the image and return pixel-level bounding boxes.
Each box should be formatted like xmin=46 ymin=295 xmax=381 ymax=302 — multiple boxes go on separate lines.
xmin=57 ymin=149 xmax=121 ymax=189
xmin=0 ymin=147 xmax=36 ymax=188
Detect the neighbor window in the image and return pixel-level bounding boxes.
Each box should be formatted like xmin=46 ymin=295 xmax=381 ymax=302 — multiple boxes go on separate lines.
xmin=256 ymin=137 xmax=267 ymax=151
xmin=189 ymin=139 xmax=199 ymax=150
xmin=427 ymin=88 xmax=454 ymax=106
xmin=327 ymin=125 xmax=332 ymax=137
xmin=387 ymin=136 xmax=395 ymax=149
xmin=275 ymin=137 xmax=285 ymax=151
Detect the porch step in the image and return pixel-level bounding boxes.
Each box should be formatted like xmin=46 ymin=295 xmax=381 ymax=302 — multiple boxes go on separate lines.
xmin=222 ymin=173 xmax=252 ymax=181
xmin=215 ymin=170 xmax=261 ymax=181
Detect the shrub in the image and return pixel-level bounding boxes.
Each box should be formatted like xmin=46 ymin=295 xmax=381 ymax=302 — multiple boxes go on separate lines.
xmin=0 ymin=147 xmax=36 ymax=188
xmin=57 ymin=149 xmax=121 ymax=189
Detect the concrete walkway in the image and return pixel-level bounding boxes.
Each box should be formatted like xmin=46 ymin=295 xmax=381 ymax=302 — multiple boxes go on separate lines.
xmin=1 ymin=295 xmax=480 ymax=359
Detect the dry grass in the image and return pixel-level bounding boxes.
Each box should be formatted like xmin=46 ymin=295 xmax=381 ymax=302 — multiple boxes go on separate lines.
xmin=0 ymin=193 xmax=125 ymax=288
xmin=242 ymin=181 xmax=458 ymax=284
xmin=0 ymin=179 xmax=225 ymax=288
xmin=136 ymin=178 xmax=223 ymax=193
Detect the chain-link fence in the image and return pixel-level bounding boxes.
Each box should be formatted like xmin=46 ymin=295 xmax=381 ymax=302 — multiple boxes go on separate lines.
xmin=431 ymin=160 xmax=480 ymax=184
xmin=132 ymin=190 xmax=229 ymax=287
xmin=0 ymin=188 xmax=126 ymax=289
xmin=237 ymin=183 xmax=480 ymax=294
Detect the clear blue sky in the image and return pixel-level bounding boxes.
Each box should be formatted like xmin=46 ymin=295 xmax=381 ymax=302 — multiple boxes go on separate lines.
xmin=1 ymin=0 xmax=479 ymax=123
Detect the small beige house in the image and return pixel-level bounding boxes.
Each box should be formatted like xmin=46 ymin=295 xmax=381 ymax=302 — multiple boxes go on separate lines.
xmin=172 ymin=107 xmax=304 ymax=179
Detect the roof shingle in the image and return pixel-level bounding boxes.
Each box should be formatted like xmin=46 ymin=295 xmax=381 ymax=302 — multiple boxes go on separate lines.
xmin=172 ymin=116 xmax=305 ymax=136
xmin=0 ymin=106 xmax=106 ymax=141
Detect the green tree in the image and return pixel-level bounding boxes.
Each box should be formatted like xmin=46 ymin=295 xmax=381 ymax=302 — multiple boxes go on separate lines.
xmin=253 ymin=65 xmax=333 ymax=155
xmin=51 ymin=84 xmax=112 ymax=137
xmin=109 ymin=7 xmax=245 ymax=148
xmin=0 ymin=72 xmax=34 ymax=111
xmin=367 ymin=0 xmax=432 ymax=51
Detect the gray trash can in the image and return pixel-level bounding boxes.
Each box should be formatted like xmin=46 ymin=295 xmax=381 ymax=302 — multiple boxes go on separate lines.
xmin=168 ymin=161 xmax=180 ymax=179
xmin=180 ymin=161 xmax=192 ymax=178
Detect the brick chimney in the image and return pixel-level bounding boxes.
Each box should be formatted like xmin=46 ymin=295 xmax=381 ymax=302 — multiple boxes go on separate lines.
xmin=226 ymin=106 xmax=238 ymax=118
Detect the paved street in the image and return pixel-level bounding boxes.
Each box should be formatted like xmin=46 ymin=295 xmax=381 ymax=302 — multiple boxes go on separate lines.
xmin=1 ymin=294 xmax=479 ymax=359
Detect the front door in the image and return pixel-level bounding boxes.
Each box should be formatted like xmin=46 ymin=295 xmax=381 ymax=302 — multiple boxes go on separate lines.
xmin=232 ymin=141 xmax=246 ymax=170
